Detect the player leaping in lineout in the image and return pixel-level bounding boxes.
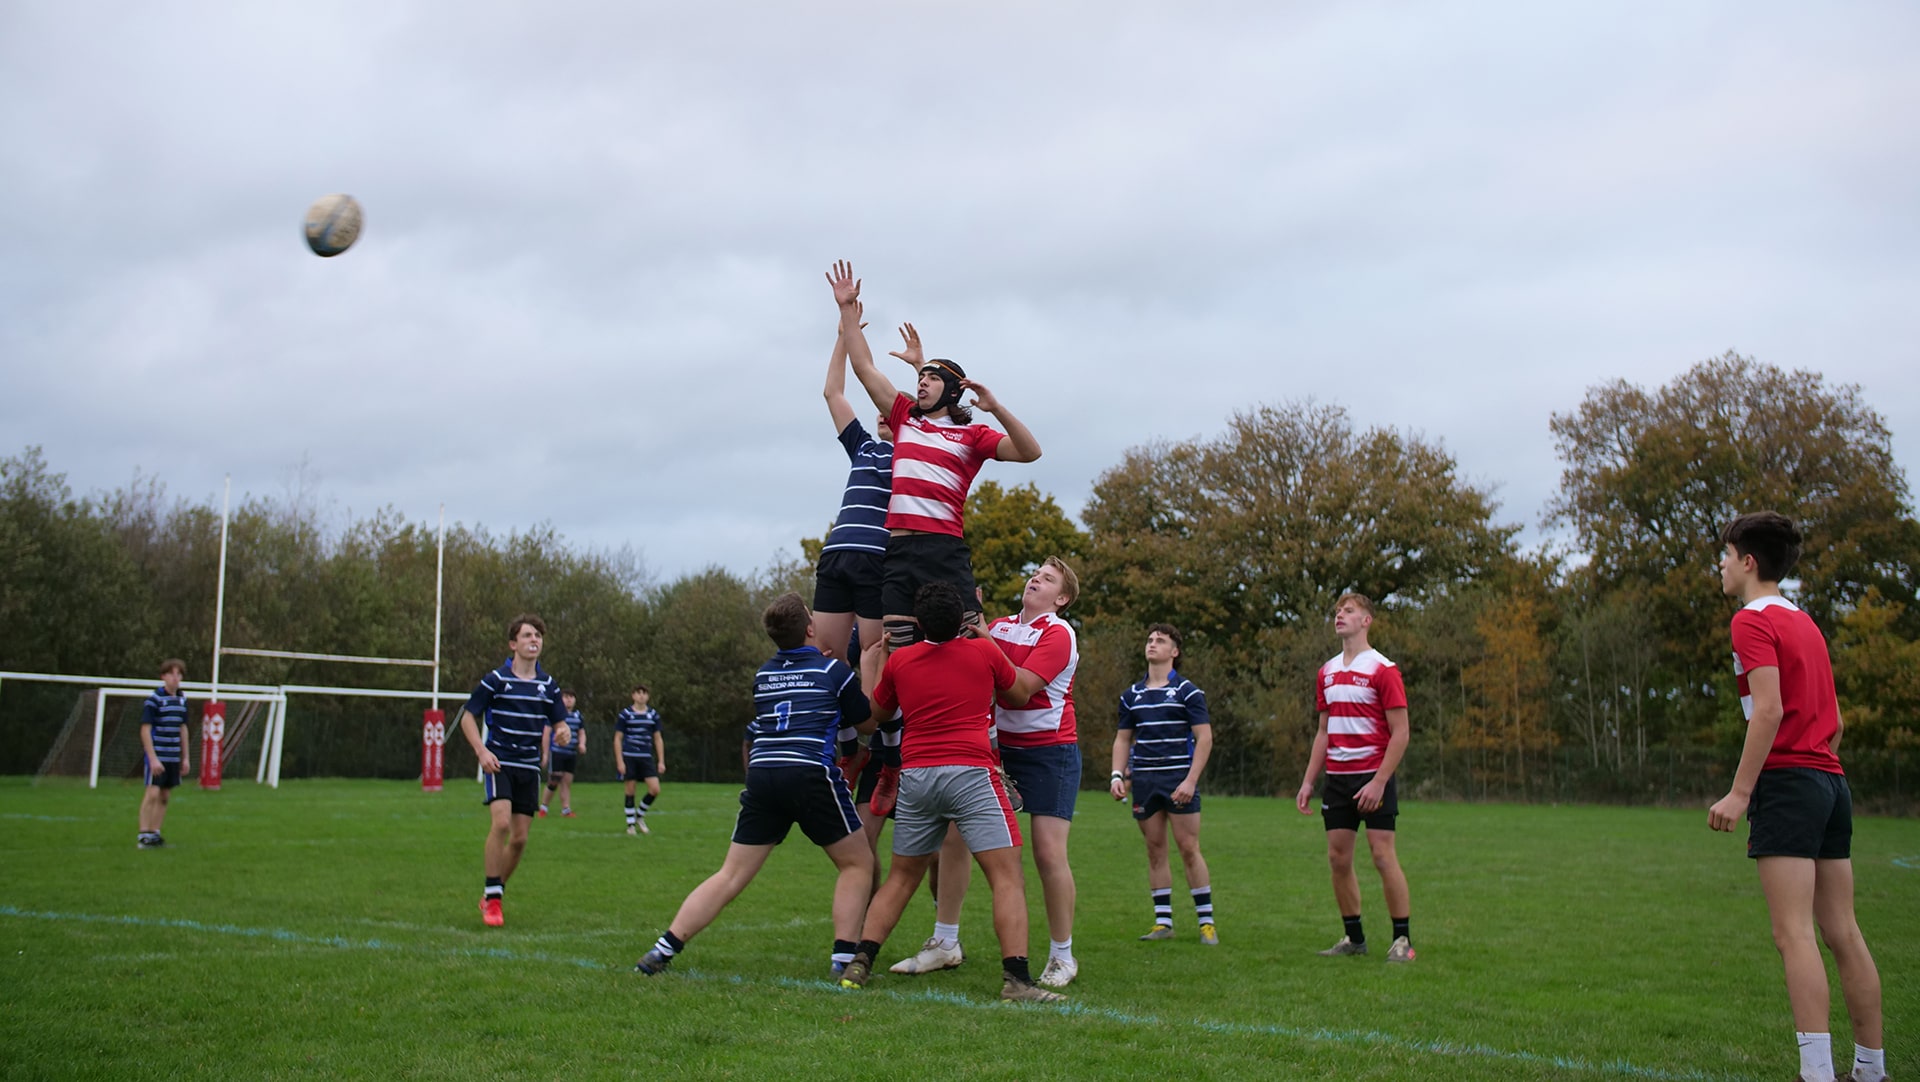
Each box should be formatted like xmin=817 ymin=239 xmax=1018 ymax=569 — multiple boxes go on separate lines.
xmin=826 ymin=260 xmax=1043 ymax=648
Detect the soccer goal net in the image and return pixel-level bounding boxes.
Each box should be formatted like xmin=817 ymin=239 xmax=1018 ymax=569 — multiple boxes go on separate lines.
xmin=33 ymin=685 xmax=284 ymax=788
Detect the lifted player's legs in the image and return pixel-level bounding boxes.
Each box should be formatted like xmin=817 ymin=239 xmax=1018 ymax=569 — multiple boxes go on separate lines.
xmin=813 ymin=610 xmax=856 ymax=662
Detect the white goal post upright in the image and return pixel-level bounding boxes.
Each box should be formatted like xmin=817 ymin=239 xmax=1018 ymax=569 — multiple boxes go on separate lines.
xmin=211 ymin=475 xmax=231 ymax=701
xmin=434 ymin=503 xmax=445 ymax=715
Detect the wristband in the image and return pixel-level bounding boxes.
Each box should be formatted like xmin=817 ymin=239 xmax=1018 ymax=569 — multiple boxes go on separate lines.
xmin=1110 ymin=771 xmax=1126 ymax=781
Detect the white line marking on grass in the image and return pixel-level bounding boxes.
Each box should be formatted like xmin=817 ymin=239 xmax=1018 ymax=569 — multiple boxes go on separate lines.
xmin=0 ymin=813 xmax=90 ymax=822
xmin=1892 ymin=854 xmax=1920 ymax=870
xmin=0 ymin=905 xmax=1755 ymax=1082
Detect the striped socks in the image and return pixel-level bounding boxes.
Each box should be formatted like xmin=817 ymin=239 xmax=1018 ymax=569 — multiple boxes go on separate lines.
xmin=1191 ymin=885 xmax=1214 ymax=926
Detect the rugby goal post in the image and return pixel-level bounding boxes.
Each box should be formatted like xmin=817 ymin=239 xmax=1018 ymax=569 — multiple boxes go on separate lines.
xmin=199 ymin=494 xmax=454 ymax=790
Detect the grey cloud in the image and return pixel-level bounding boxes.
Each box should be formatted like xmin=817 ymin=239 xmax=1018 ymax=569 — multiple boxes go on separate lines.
xmin=3 ymin=0 xmax=1916 ymax=580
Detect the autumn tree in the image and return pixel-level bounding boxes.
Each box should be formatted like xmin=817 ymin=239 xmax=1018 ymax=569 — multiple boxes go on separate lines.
xmin=1081 ymin=402 xmax=1516 ymax=648
xmin=1079 ymin=402 xmax=1519 ymax=794
xmin=1458 ymin=591 xmax=1554 ymax=796
xmin=1547 ymin=351 xmax=1920 ymax=745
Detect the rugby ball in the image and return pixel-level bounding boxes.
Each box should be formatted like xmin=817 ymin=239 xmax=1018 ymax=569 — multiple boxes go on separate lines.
xmin=304 ymin=194 xmax=363 ymax=257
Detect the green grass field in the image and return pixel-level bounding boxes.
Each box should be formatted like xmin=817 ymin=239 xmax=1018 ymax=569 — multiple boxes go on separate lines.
xmin=1 ymin=778 xmax=1913 ymax=1081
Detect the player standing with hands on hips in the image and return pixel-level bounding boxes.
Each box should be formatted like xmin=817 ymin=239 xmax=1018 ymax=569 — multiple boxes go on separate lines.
xmin=1710 ymin=512 xmax=1885 ymax=1082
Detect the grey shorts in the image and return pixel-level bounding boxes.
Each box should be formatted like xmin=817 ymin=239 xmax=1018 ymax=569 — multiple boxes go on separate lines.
xmin=891 ymin=765 xmax=1023 ymax=857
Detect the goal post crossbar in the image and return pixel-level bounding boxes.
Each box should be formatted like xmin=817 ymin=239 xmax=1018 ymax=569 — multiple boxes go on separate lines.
xmin=0 ymin=670 xmax=282 ymax=695
xmin=219 ymin=648 xmax=436 ymax=668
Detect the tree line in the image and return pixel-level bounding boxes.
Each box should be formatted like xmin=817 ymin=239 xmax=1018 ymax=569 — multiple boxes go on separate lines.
xmin=4 ymin=351 xmax=1916 ymax=807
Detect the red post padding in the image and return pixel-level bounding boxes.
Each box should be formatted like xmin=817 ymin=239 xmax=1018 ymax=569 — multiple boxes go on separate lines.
xmin=200 ymin=701 xmax=225 ymax=790
xmin=422 ymin=709 xmax=445 ymax=792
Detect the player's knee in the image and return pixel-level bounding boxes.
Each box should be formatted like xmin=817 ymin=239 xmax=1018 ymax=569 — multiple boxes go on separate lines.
xmin=885 ymin=620 xmax=921 ymax=649
xmin=1327 ymin=850 xmax=1354 ymax=873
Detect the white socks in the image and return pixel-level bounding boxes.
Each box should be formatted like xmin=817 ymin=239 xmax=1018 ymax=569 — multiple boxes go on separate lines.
xmin=1853 ymin=1043 xmax=1886 ymax=1082
xmin=1049 ymin=937 xmax=1073 ymax=963
xmin=1796 ymin=1033 xmax=1832 ymax=1082
xmin=932 ymin=921 xmax=960 ymax=949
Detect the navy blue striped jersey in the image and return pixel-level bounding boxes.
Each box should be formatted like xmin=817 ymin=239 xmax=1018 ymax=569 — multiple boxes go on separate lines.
xmin=554 ymin=709 xmax=584 ymax=753
xmin=614 ymin=707 xmax=662 ymax=759
xmin=748 ymin=646 xmax=870 ymax=769
xmin=464 ymin=661 xmax=568 ymax=772
xmin=821 ymin=420 xmax=893 ymax=556
xmin=140 ymin=687 xmax=189 ymax=764
xmin=1117 ymin=671 xmax=1211 ymax=776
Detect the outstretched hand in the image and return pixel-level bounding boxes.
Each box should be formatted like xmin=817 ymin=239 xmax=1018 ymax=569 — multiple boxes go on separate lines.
xmin=888 ymin=323 xmax=924 ymax=369
xmin=826 ymin=261 xmax=861 ymax=308
xmin=960 ymin=378 xmax=1000 ymax=413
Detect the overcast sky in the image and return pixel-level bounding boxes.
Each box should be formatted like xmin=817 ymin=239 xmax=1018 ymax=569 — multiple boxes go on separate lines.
xmin=4 ymin=1 xmax=1916 ymax=586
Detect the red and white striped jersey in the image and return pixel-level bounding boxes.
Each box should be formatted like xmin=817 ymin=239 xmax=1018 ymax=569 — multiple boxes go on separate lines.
xmin=884 ymin=392 xmax=1005 ymax=537
xmin=1315 ymin=648 xmax=1407 ymax=775
xmin=989 ymin=612 xmax=1079 ymax=749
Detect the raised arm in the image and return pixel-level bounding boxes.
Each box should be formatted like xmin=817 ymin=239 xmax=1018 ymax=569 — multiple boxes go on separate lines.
xmin=963 ymin=381 xmax=1042 ymax=462
xmin=827 ymin=261 xmax=899 ymax=413
xmin=888 ymin=322 xmax=930 ymax=384
xmin=822 ymin=304 xmax=869 ymax=434
xmin=823 ymin=326 xmax=857 ymax=433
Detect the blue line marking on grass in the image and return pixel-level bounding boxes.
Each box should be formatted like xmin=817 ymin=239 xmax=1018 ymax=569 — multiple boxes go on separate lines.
xmin=0 ymin=905 xmax=603 ymax=970
xmin=1 ymin=905 xmax=1754 ymax=1082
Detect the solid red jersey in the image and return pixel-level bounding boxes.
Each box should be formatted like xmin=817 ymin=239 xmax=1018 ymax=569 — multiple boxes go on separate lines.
xmin=1730 ymin=597 xmax=1843 ymax=774
xmin=1315 ymin=648 xmax=1407 ymax=775
xmin=884 ymin=392 xmax=1005 ymax=536
xmin=988 ymin=612 xmax=1079 ymax=748
xmin=872 ymin=637 xmax=1017 ymax=769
